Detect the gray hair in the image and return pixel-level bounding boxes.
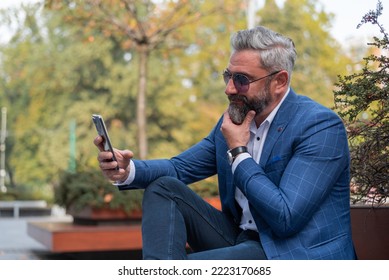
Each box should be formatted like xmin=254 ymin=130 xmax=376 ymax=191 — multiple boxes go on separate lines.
xmin=230 ymin=26 xmax=297 ymax=84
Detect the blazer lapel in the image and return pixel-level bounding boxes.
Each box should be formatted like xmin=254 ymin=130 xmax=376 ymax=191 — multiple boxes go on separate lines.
xmin=260 ymin=89 xmax=298 ymax=166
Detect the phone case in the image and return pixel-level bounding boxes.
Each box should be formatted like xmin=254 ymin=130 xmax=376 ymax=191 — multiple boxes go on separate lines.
xmin=92 ymin=114 xmax=118 ymax=169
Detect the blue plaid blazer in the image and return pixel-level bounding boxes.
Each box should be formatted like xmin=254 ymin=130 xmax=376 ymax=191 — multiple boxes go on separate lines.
xmin=119 ymin=89 xmax=356 ymax=260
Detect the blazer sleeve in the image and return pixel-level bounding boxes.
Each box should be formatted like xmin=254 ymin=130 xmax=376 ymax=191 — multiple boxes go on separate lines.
xmin=118 ymin=118 xmax=222 ymax=190
xmin=233 ymin=109 xmax=350 ymax=238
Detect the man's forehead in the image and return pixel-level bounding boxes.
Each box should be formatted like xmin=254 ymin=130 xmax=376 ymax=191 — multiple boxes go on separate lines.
xmin=227 ymin=50 xmax=262 ymax=71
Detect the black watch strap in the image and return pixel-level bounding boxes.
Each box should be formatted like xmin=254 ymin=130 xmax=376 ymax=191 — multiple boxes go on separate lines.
xmin=227 ymin=146 xmax=248 ymax=164
xmin=229 ymin=146 xmax=248 ymax=157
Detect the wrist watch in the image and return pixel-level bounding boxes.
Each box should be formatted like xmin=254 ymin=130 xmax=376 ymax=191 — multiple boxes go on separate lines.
xmin=227 ymin=146 xmax=248 ymax=165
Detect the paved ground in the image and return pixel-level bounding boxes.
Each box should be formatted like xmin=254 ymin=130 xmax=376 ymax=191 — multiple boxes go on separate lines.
xmin=0 ymin=206 xmax=143 ymax=260
xmin=0 ymin=206 xmax=73 ymax=260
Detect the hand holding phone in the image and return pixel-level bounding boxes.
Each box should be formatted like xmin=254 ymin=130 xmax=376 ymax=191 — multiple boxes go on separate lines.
xmin=92 ymin=114 xmax=119 ymax=170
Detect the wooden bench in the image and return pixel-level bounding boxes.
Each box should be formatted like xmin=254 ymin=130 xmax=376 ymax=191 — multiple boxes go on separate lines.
xmin=0 ymin=200 xmax=51 ymax=218
xmin=27 ymin=221 xmax=143 ymax=253
xmin=27 ymin=197 xmax=220 ymax=254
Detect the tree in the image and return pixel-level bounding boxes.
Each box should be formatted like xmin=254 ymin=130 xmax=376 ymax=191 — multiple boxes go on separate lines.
xmin=334 ymin=1 xmax=388 ymax=204
xmin=0 ymin=0 xmax=241 ymax=195
xmin=45 ymin=0 xmax=227 ymax=159
xmin=258 ymin=0 xmax=353 ymax=107
xmin=0 ymin=3 xmax=131 ymax=191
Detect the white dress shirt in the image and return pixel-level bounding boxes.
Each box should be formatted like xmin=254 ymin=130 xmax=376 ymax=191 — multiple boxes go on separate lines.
xmin=232 ymin=88 xmax=290 ymax=231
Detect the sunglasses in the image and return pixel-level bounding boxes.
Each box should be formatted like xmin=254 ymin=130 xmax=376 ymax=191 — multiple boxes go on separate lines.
xmin=222 ymin=69 xmax=281 ymax=93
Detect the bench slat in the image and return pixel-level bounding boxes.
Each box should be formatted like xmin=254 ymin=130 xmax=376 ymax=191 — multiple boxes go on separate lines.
xmin=27 ymin=221 xmax=143 ymax=253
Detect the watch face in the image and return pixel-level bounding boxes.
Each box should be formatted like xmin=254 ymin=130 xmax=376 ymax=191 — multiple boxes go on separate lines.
xmin=227 ymin=151 xmax=233 ymax=165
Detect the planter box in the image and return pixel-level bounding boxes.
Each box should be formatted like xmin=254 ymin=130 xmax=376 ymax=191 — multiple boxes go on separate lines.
xmin=67 ymin=205 xmax=142 ymax=225
xmin=351 ymin=205 xmax=389 ymax=260
xmin=66 ymin=197 xmax=221 ymax=226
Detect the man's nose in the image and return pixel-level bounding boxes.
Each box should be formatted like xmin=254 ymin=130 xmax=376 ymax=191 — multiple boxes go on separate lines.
xmin=225 ymin=78 xmax=238 ymax=96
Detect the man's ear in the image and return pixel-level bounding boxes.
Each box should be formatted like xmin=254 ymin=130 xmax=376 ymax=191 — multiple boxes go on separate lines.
xmin=274 ymin=70 xmax=289 ymax=91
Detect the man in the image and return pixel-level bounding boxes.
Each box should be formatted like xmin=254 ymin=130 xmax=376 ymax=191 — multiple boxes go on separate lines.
xmin=94 ymin=26 xmax=356 ymax=260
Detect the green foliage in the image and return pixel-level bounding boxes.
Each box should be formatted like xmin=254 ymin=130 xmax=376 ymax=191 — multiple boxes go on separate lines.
xmin=334 ymin=1 xmax=389 ymax=204
xmin=0 ymin=3 xmax=138 ymax=189
xmin=54 ymin=167 xmax=143 ymax=213
xmin=0 ymin=183 xmax=54 ymax=202
xmin=190 ymin=176 xmax=219 ymax=198
xmin=259 ymin=0 xmax=352 ymax=107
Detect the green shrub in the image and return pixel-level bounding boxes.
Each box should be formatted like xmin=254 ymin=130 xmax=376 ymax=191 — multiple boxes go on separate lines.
xmin=54 ymin=168 xmax=143 ymax=213
xmin=334 ymin=1 xmax=388 ymax=204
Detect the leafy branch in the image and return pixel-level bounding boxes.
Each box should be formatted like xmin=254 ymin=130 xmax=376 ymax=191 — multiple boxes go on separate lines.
xmin=334 ymin=1 xmax=389 ymax=205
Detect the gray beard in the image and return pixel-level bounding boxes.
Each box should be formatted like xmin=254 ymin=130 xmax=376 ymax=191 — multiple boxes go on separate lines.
xmin=228 ymin=102 xmax=249 ymax=125
xmin=228 ymin=81 xmax=272 ymax=125
xmin=228 ymin=95 xmax=269 ymax=125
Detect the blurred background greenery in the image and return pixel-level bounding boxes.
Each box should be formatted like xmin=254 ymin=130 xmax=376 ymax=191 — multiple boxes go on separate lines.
xmin=0 ymin=0 xmax=378 ymax=204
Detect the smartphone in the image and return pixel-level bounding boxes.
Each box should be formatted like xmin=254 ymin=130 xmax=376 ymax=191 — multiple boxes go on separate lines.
xmin=92 ymin=114 xmax=119 ymax=170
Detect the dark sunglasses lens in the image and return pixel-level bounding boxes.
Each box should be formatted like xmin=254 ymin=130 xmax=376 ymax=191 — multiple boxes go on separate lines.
xmin=222 ymin=72 xmax=230 ymax=85
xmin=234 ymin=74 xmax=250 ymax=93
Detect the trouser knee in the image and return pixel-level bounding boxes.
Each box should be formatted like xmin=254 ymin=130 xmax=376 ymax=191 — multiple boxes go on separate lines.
xmin=143 ymin=176 xmax=186 ymax=204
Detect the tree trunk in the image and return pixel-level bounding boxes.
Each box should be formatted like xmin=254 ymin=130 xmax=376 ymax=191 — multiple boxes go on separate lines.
xmin=137 ymin=45 xmax=149 ymax=159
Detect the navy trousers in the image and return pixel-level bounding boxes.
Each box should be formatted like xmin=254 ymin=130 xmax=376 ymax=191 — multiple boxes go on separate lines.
xmin=141 ymin=176 xmax=267 ymax=260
